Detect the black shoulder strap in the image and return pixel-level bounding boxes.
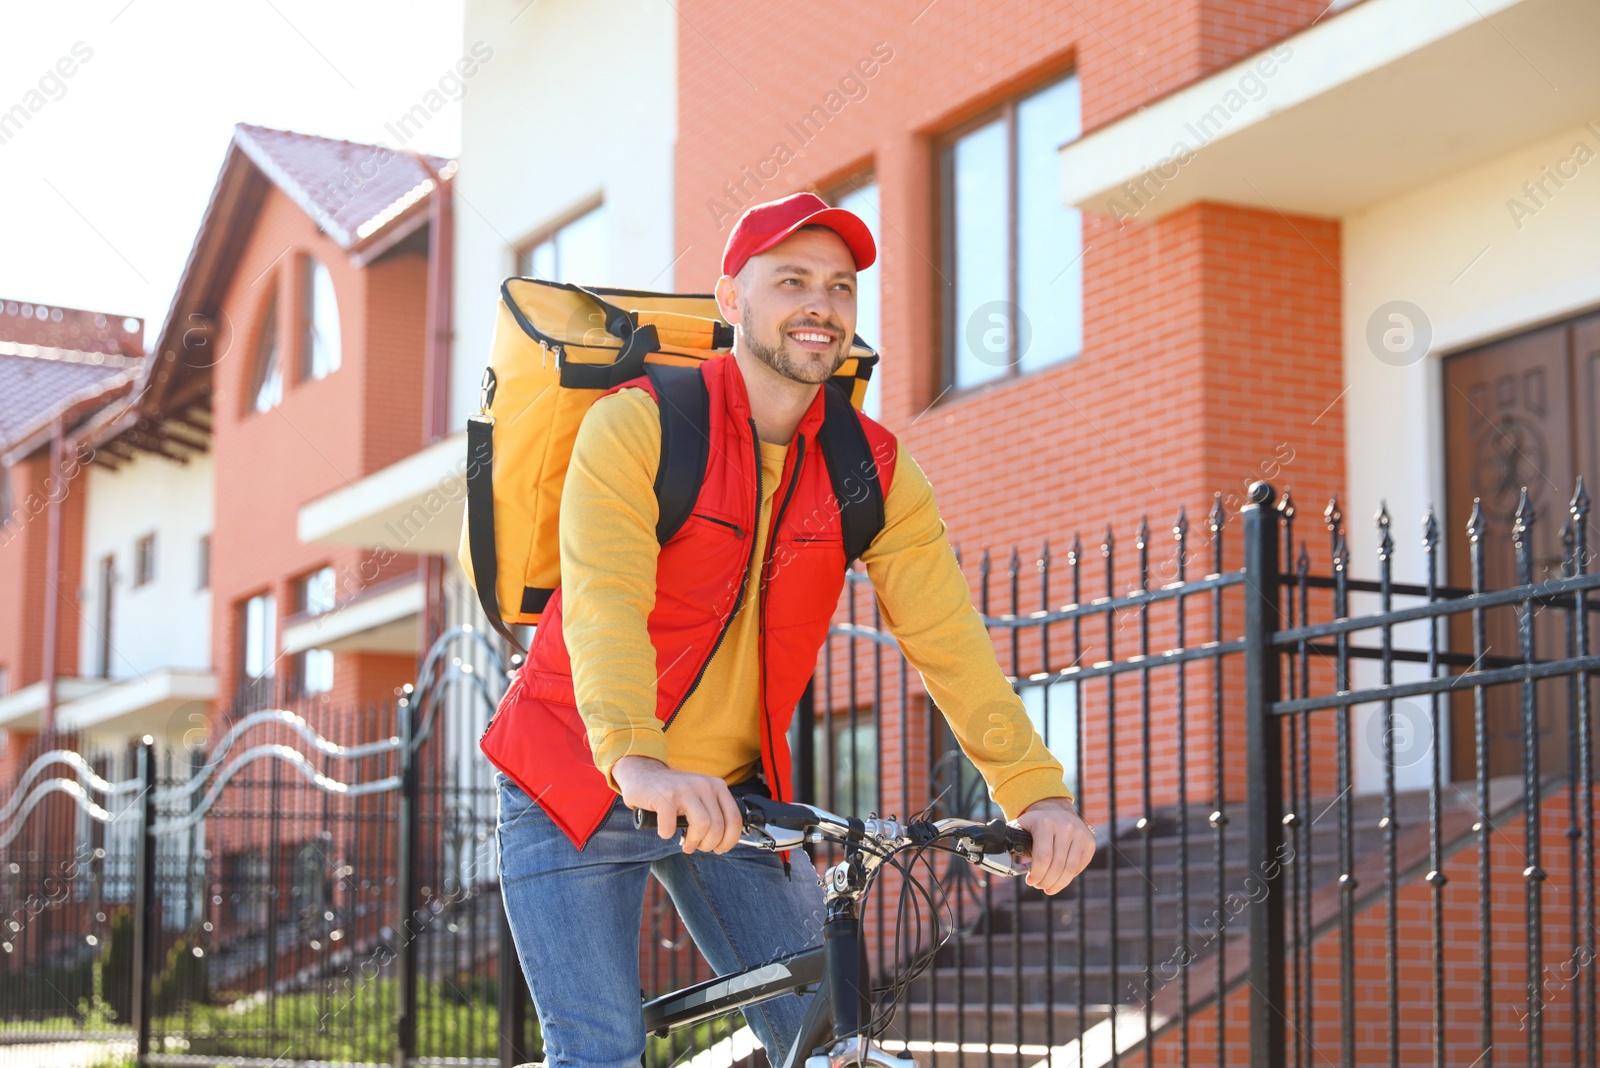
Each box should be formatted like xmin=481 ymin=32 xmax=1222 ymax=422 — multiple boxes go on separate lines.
xmin=645 ymin=362 xmax=711 ymax=544
xmin=817 ymin=379 xmax=886 ymax=566
xmin=465 ymin=413 xmax=526 ymax=651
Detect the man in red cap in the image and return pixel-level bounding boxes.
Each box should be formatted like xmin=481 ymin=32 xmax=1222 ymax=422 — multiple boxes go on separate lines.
xmin=492 ymin=191 xmax=1094 ymax=1068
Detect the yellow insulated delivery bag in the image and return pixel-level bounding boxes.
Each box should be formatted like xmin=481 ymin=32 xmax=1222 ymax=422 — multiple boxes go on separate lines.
xmin=458 ymin=278 xmax=881 ymax=646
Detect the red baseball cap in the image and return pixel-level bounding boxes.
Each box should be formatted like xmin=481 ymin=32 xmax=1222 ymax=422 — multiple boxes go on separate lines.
xmin=721 ymin=191 xmax=876 ymax=280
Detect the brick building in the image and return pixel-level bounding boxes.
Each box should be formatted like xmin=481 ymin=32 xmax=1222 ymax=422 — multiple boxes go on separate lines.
xmin=2 ymin=0 xmax=1591 ymax=1061
xmin=657 ymin=0 xmax=1597 ymax=1062
xmin=0 ymin=304 xmax=143 ymax=770
xmin=0 ymin=125 xmax=454 ymax=756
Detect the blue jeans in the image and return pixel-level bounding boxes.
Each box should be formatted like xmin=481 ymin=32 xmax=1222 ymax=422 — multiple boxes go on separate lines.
xmin=495 ymin=771 xmax=826 ymax=1068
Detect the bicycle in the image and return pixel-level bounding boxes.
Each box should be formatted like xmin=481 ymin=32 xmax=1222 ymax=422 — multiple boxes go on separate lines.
xmin=633 ymin=793 xmax=1034 ymax=1068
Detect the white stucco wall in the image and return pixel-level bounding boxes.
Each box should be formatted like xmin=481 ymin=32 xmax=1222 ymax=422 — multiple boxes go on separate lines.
xmin=1342 ymin=118 xmax=1600 ymax=793
xmin=450 ymin=0 xmax=679 ymax=431
xmin=79 ymin=448 xmax=214 ymax=679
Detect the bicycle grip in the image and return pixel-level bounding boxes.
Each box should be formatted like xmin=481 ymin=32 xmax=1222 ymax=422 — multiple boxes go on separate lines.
xmin=632 ymin=808 xmax=690 ymax=832
xmin=969 ymin=819 xmax=1032 ymax=856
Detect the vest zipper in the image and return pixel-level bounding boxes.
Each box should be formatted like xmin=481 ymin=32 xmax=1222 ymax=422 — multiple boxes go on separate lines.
xmin=660 ymin=418 xmax=765 ymax=731
xmin=758 ymin=431 xmax=807 ymax=880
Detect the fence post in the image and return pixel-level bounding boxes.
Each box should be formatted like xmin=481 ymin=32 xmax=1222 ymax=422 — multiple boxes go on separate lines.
xmin=129 ymin=735 xmax=157 ymax=1068
xmin=795 ymin=679 xmax=816 ymax=805
xmin=1242 ymin=481 xmax=1286 ymax=1068
xmin=394 ymin=697 xmax=421 ymax=1068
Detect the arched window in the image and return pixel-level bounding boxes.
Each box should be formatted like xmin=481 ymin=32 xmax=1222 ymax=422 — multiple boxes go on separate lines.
xmin=250 ymin=292 xmax=282 ymax=413
xmin=304 ymin=258 xmax=342 ymax=380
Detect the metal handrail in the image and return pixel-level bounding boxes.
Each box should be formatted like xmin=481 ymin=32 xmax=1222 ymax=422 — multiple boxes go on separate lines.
xmin=155 ymin=708 xmax=401 ymax=803
xmin=0 ymin=749 xmax=139 ymax=825
xmin=152 ymin=743 xmax=402 ymax=834
xmin=0 ymin=778 xmax=140 ymax=848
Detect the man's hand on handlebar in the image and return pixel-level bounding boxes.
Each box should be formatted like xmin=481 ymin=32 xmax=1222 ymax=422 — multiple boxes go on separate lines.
xmin=610 ymin=756 xmax=744 ymax=854
xmin=1013 ymin=796 xmax=1096 ymax=895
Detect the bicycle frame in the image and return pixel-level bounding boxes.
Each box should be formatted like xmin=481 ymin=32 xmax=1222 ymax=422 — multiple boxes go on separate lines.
xmin=640 ymin=853 xmax=895 ymax=1068
xmin=637 ymin=801 xmax=1030 ymax=1068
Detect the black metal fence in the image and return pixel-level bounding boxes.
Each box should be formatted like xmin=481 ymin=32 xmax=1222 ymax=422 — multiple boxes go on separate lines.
xmin=1 ymin=479 xmax=1596 ymax=1068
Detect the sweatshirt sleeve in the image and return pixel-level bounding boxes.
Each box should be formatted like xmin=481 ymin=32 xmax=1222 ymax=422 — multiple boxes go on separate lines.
xmin=558 ymin=386 xmax=670 ymax=791
xmin=858 ymin=448 xmax=1074 ymax=818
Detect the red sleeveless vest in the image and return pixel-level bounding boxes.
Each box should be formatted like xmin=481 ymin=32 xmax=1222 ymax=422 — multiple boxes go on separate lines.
xmin=479 ymin=354 xmax=899 ymax=849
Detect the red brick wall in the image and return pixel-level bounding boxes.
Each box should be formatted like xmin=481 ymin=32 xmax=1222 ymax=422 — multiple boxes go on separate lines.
xmin=676 ymin=1 xmax=1348 ymax=822
xmin=209 ymin=185 xmax=425 ymax=717
xmin=0 ymin=449 xmax=89 ymax=692
xmin=1148 ymin=787 xmax=1597 ymax=1065
xmin=0 ymin=447 xmax=92 ymax=785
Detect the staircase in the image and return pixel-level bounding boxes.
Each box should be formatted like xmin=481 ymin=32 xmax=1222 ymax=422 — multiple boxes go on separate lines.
xmin=886 ymin=788 xmax=1442 ymax=1052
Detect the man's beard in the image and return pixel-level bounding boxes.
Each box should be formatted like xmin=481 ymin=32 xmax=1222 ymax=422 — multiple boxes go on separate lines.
xmin=741 ymin=300 xmax=846 ymax=385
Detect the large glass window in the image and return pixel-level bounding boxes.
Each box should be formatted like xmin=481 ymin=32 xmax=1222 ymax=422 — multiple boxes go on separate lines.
xmin=303 ymin=259 xmax=342 ymax=380
xmin=296 ymin=568 xmax=335 ymax=696
xmin=1020 ymin=677 xmax=1080 ymax=800
xmin=517 ymin=202 xmax=609 ymax=285
xmin=942 ymin=72 xmax=1082 ymax=391
xmin=251 ymin=294 xmax=282 ymax=413
xmin=813 ymin=708 xmax=878 ymax=816
xmin=828 ymin=177 xmax=882 ymax=422
xmin=241 ymin=592 xmax=276 ymax=702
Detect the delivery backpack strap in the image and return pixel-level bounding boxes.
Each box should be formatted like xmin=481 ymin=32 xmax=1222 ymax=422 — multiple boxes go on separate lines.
xmin=647 ymin=364 xmax=885 ymax=562
xmin=465 ymin=404 xmax=523 ymax=649
xmin=645 ymin=362 xmax=711 ymax=543
xmin=817 ymin=378 xmax=886 ymax=566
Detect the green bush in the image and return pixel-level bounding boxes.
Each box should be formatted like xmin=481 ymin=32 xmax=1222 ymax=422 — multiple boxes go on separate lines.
xmin=151 ymin=935 xmax=212 ymax=1018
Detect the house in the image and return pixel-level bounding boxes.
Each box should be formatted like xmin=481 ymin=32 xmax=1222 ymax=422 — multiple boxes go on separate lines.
xmin=0 ymin=124 xmax=454 ymax=764
xmin=668 ymin=0 xmax=1598 ymax=1061
xmin=0 ymin=300 xmax=143 ymax=773
xmin=111 ymin=124 xmax=450 ymax=736
xmin=295 ymin=4 xmax=682 ymax=657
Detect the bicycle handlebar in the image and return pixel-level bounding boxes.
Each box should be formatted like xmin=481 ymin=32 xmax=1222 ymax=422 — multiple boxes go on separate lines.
xmin=630 ymin=795 xmax=1033 ymax=874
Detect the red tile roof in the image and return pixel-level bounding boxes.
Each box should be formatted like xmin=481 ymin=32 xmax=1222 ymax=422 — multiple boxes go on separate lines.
xmin=0 ymin=301 xmax=143 ymax=455
xmin=233 ymin=123 xmax=453 ymax=248
xmin=0 ymin=299 xmax=143 ymax=358
xmin=0 ymin=354 xmax=135 ymax=455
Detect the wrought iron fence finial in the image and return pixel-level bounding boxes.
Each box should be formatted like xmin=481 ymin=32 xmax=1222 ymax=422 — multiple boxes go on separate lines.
xmin=1513 ymin=486 xmax=1534 ymax=546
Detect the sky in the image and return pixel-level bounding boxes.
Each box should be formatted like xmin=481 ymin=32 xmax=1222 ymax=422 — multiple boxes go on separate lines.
xmin=0 ymin=0 xmax=467 ymax=352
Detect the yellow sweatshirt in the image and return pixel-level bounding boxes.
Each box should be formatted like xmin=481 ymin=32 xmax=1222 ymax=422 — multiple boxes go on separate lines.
xmin=558 ymin=384 xmax=1073 ymax=820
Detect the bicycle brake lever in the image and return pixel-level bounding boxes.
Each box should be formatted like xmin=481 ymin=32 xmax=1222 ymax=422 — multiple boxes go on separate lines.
xmin=746 ymin=823 xmax=806 ymax=851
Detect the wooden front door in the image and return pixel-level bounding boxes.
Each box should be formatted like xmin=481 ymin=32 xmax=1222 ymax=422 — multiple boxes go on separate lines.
xmin=1442 ymin=309 xmax=1600 ymax=783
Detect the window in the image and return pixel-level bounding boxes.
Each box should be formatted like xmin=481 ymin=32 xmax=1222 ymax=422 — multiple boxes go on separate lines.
xmin=827 ymin=176 xmax=882 ymax=422
xmin=0 ymin=666 xmax=8 ymax=697
xmin=97 ymin=555 xmax=115 ymax=678
xmin=296 ymin=568 xmax=335 ymax=696
xmin=941 ymin=71 xmax=1082 ymax=391
xmin=1020 ymin=677 xmax=1080 ymax=800
xmin=292 ymin=837 xmax=332 ymax=928
xmin=133 ymin=534 xmax=156 ymax=587
xmin=517 ymin=202 xmax=609 ymax=285
xmin=197 ymin=534 xmax=210 ymax=591
xmin=298 ymin=566 xmax=337 ymax=615
xmin=813 ymin=708 xmax=878 ymax=816
xmin=251 ymin=293 xmax=282 ymax=413
xmin=241 ymin=592 xmax=276 ymax=694
xmin=228 ymin=850 xmax=269 ymax=927
xmin=303 ymin=258 xmax=342 ymax=380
